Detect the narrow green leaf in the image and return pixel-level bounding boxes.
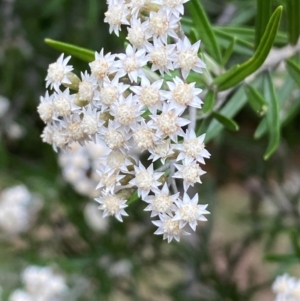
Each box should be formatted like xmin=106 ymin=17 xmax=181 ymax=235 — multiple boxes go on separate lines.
xmin=290 ymin=230 xmax=300 ymax=258
xmin=244 ymin=84 xmax=268 ymax=116
xmin=205 ymin=86 xmax=248 ymax=142
xmin=254 ymin=119 xmax=267 ymax=140
xmin=286 ymin=0 xmax=300 ymax=45
xmin=264 ymin=253 xmax=300 ymax=262
xmin=44 ymin=38 xmax=94 ymax=62
xmin=186 ymin=0 xmax=222 ymax=64
xmin=214 ymin=6 xmax=282 ymax=91
xmin=286 ymin=59 xmax=300 ymax=86
xmin=203 ymin=90 xmax=215 ymax=114
xmin=212 ymin=112 xmax=239 ymax=131
xmin=263 ymin=71 xmax=280 ymax=160
xmin=222 ymin=37 xmax=236 ymax=66
xmin=189 ymin=28 xmax=199 ymax=44
xmin=255 ymin=0 xmax=272 ymax=48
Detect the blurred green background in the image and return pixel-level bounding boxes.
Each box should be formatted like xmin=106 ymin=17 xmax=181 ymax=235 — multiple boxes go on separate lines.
xmin=0 ymin=0 xmax=300 ymax=300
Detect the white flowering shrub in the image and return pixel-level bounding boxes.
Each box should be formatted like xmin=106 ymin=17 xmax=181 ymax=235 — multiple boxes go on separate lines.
xmin=38 ymin=0 xmax=211 ymax=242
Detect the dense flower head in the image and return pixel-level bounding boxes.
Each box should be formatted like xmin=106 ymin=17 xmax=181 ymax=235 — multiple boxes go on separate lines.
xmin=38 ymin=0 xmax=211 ymax=242
xmin=272 ymin=274 xmax=300 ymax=301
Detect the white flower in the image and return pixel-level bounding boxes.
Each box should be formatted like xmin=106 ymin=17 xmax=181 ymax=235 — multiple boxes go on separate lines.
xmin=175 ymin=129 xmax=210 ymax=163
xmin=100 ymin=120 xmax=131 ymax=152
xmin=130 ymin=78 xmax=165 ymax=114
xmin=156 ymin=0 xmax=189 ymax=16
xmin=96 ymin=164 xmax=125 ymax=192
xmin=52 ymin=88 xmax=74 ymax=118
xmin=132 ymin=120 xmax=158 ymax=150
xmin=63 ymin=113 xmax=87 ymax=144
xmin=129 ymin=0 xmax=152 ymax=16
xmin=173 ymin=193 xmax=209 ymax=231
xmin=272 ymin=274 xmax=294 ymax=296
xmin=45 ymin=54 xmax=73 ymax=91
xmin=153 ymin=213 xmax=190 ymax=242
xmin=148 ymin=138 xmax=175 ymax=164
xmin=116 ymin=45 xmax=148 ymax=83
xmin=173 ymin=159 xmax=206 ymax=191
xmin=148 ymin=8 xmax=179 ymax=43
xmin=163 ymin=76 xmax=203 ymax=113
xmin=174 ymin=36 xmax=206 ymax=79
xmin=150 ymin=103 xmax=190 ymax=142
xmin=127 ymin=18 xmax=151 ymax=49
xmin=37 ymin=91 xmax=54 ymax=123
xmin=144 ymin=183 xmax=179 ymax=217
xmin=9 ymin=290 xmax=33 ymax=301
xmin=95 ymin=189 xmax=128 ymax=222
xmin=89 ymin=49 xmax=118 ymax=81
xmin=110 ymin=93 xmax=143 ymax=128
xmin=104 ymin=0 xmax=130 ymax=36
xmin=98 ymin=75 xmax=129 ymax=110
xmin=84 ymin=202 xmax=109 ymax=232
xmin=100 ymin=150 xmax=134 ymax=172
xmin=78 ymin=71 xmax=99 ymax=103
xmin=146 ymin=38 xmax=176 ymax=75
xmin=129 ymin=162 xmax=163 ymax=199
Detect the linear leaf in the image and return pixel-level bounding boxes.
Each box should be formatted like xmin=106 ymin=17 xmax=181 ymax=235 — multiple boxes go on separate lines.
xmin=244 ymin=84 xmax=268 ymax=116
xmin=186 ymin=0 xmax=222 ymax=64
xmin=286 ymin=0 xmax=300 ymax=45
xmin=263 ymin=71 xmax=280 ymax=160
xmin=264 ymin=253 xmax=300 ymax=262
xmin=212 ymin=112 xmax=239 ymax=131
xmin=45 ymin=38 xmax=94 ymax=62
xmin=286 ymin=59 xmax=300 ymax=86
xmin=214 ymin=6 xmax=282 ymax=91
xmin=222 ymin=37 xmax=236 ymax=66
xmin=203 ymin=90 xmax=215 ymax=114
xmin=255 ymin=0 xmax=272 ymax=48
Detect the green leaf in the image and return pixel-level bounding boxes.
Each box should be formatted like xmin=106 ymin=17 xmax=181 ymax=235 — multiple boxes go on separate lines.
xmin=264 ymin=253 xmax=300 ymax=262
xmin=189 ymin=27 xmax=199 ymax=44
xmin=186 ymin=0 xmax=222 ymax=64
xmin=212 ymin=112 xmax=239 ymax=131
xmin=286 ymin=0 xmax=300 ymax=45
xmin=205 ymin=86 xmax=248 ymax=143
xmin=44 ymin=38 xmax=94 ymax=62
xmin=214 ymin=6 xmax=283 ymax=91
xmin=203 ymin=90 xmax=215 ymax=114
xmin=255 ymin=0 xmax=272 ymax=48
xmin=263 ymin=71 xmax=280 ymax=160
xmin=222 ymin=37 xmax=236 ymax=66
xmin=244 ymin=84 xmax=268 ymax=116
xmin=286 ymin=59 xmax=300 ymax=86
xmin=290 ymin=230 xmax=300 ymax=258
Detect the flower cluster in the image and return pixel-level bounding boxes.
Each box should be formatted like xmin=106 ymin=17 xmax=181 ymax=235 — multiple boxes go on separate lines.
xmin=0 ymin=185 xmax=41 ymax=236
xmin=272 ymin=274 xmax=300 ymax=301
xmin=9 ymin=266 xmax=68 ymax=301
xmin=38 ymin=0 xmax=210 ymax=242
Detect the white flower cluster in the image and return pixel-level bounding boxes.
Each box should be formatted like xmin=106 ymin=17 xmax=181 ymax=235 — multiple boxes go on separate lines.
xmin=0 ymin=185 xmax=40 ymax=236
xmin=272 ymin=274 xmax=300 ymax=301
xmin=38 ymin=0 xmax=210 ymax=242
xmin=9 ymin=266 xmax=67 ymax=301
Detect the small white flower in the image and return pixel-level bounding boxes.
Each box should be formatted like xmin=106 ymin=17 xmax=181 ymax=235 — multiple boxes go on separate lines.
xmin=174 ymin=36 xmax=206 ymax=79
xmin=130 ymin=78 xmax=165 ymax=114
xmin=100 ymin=150 xmax=133 ymax=172
xmin=51 ymin=123 xmax=69 ymax=151
xmin=129 ymin=162 xmax=163 ymax=199
xmin=104 ymin=0 xmax=130 ymax=36
xmin=272 ymin=274 xmax=294 ymax=296
xmin=173 ymin=193 xmax=209 ymax=231
xmin=9 ymin=289 xmax=32 ymax=301
xmin=175 ymin=129 xmax=210 ymax=163
xmin=95 ymin=189 xmax=128 ymax=222
xmin=63 ymin=113 xmax=87 ymax=144
xmin=148 ymin=8 xmax=179 ymax=43
xmin=146 ymin=38 xmax=176 ymax=75
xmin=173 ymin=159 xmax=206 ymax=191
xmin=144 ymin=183 xmax=179 ymax=217
xmin=52 ymin=88 xmax=74 ymax=118
xmin=37 ymin=91 xmax=54 ymax=123
xmin=163 ymin=76 xmax=203 ymax=113
xmin=110 ymin=93 xmax=143 ymax=128
xmin=132 ymin=120 xmax=158 ymax=150
xmin=45 ymin=54 xmax=73 ymax=91
xmin=78 ymin=71 xmax=99 ymax=103
xmin=150 ymin=103 xmax=190 ymax=142
xmin=129 ymin=0 xmax=152 ymax=16
xmin=89 ymin=49 xmax=118 ymax=81
xmin=127 ymin=18 xmax=151 ymax=49
xmin=98 ymin=75 xmax=129 ymax=110
xmin=157 ymin=0 xmax=189 ymax=16
xmin=96 ymin=164 xmax=124 ymax=192
xmin=116 ymin=45 xmax=148 ymax=83
xmin=148 ymin=138 xmax=174 ymax=164
xmin=100 ymin=120 xmax=130 ymax=152
xmin=153 ymin=213 xmax=190 ymax=242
